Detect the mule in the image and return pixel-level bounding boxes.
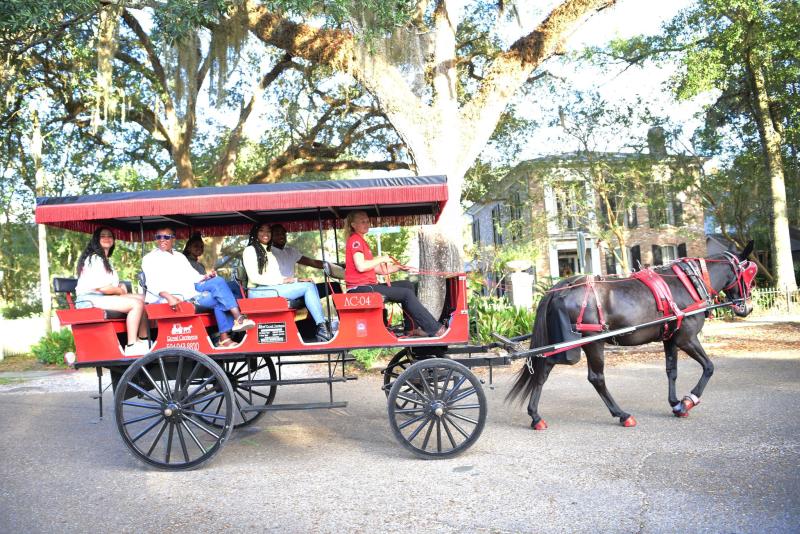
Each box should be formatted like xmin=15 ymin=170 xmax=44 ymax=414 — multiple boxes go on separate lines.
xmin=507 ymin=243 xmax=757 ymax=429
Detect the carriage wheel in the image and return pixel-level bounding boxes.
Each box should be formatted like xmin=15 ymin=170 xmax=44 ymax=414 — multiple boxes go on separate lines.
xmin=382 ymin=348 xmax=413 ymax=397
xmin=114 ymin=348 xmax=234 ymax=470
xmin=387 ymin=359 xmax=487 ymax=459
xmin=199 ymin=356 xmax=277 ymax=428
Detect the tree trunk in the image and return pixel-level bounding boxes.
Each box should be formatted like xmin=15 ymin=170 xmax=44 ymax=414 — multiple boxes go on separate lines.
xmin=748 ymin=56 xmax=797 ymax=290
xmin=32 ymin=113 xmax=52 ymax=333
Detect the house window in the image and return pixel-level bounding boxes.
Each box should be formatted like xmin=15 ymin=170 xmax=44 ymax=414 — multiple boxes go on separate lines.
xmin=509 ymin=192 xmax=524 ymax=242
xmin=491 ymin=205 xmax=503 ymax=246
xmin=630 ymin=245 xmax=642 ymax=271
xmin=555 ymin=188 xmax=579 ymax=232
xmin=605 ymin=249 xmax=617 ymax=275
xmin=652 ymin=244 xmax=678 ymax=266
xmin=648 ymin=191 xmax=684 ymax=227
xmin=471 ymin=219 xmax=481 ymax=245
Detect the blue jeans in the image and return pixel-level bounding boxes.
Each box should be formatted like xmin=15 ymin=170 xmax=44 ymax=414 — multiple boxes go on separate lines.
xmin=193 ymin=276 xmax=239 ymax=333
xmin=249 ymin=282 xmax=326 ymax=325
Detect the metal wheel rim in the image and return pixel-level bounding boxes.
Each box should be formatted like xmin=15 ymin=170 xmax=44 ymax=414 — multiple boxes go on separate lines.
xmin=382 ymin=349 xmax=414 ymax=399
xmin=387 ymin=359 xmax=487 ymax=459
xmin=114 ymin=349 xmax=234 ymax=470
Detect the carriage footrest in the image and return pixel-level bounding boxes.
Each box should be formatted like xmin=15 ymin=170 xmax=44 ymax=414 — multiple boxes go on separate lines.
xmin=241 ymin=401 xmax=348 ymax=412
xmin=239 ymin=376 xmax=357 ymax=387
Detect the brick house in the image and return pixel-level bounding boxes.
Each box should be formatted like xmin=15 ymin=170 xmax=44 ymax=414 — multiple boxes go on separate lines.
xmin=467 ymin=151 xmax=707 ymax=284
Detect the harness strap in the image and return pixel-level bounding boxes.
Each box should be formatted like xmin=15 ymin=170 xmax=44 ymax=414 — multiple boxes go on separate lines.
xmin=575 ymin=276 xmax=606 ymax=333
xmin=698 ymin=258 xmax=716 ymax=297
xmin=672 ymin=263 xmax=702 ymax=302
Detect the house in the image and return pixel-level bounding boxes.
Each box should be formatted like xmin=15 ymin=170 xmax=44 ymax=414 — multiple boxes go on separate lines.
xmin=467 ymin=147 xmax=707 ymax=285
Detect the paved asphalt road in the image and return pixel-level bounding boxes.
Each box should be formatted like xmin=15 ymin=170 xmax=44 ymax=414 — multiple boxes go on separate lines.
xmin=1 ymin=353 xmax=798 ymax=533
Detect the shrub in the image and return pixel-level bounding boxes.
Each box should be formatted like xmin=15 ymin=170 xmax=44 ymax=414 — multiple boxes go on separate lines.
xmin=469 ymin=296 xmax=535 ymax=344
xmin=351 ymin=348 xmax=388 ymax=369
xmin=31 ymin=329 xmax=75 ymax=365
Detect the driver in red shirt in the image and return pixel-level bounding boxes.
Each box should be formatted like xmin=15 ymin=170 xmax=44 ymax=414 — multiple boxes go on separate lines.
xmin=344 ymin=210 xmax=445 ymax=338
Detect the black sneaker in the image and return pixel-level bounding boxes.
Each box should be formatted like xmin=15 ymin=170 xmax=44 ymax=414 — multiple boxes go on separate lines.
xmin=315 ymin=323 xmax=332 ymax=342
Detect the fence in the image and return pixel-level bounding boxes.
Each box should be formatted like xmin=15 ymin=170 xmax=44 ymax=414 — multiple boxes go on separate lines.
xmin=750 ymin=286 xmax=800 ymax=315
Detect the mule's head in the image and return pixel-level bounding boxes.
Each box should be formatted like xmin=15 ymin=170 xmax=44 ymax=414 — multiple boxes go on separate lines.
xmin=717 ymin=241 xmax=757 ymax=317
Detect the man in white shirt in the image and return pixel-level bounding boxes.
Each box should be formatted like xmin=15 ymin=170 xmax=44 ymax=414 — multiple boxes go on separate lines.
xmin=142 ymin=226 xmax=254 ymax=347
xmin=270 ymin=224 xmax=345 ymax=282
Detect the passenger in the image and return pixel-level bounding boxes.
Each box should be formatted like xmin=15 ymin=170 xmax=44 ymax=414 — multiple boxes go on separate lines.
xmin=242 ymin=223 xmax=332 ymax=342
xmin=343 ymin=211 xmax=445 ymax=338
xmin=182 ymin=232 xmax=244 ymax=298
xmin=75 ymin=227 xmax=150 ymax=356
xmin=269 ymin=223 xmax=345 ymax=283
xmin=142 ymin=226 xmax=254 ymax=348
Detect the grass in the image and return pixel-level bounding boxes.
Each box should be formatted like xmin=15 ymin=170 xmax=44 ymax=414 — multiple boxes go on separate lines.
xmin=0 ymin=352 xmax=54 ymax=372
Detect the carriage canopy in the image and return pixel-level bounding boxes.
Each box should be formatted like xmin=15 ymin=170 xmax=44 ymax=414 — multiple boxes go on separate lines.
xmin=35 ymin=176 xmax=448 ymax=240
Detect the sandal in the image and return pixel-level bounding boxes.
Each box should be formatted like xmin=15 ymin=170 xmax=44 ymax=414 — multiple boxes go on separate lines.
xmin=217 ymin=337 xmax=236 ymax=348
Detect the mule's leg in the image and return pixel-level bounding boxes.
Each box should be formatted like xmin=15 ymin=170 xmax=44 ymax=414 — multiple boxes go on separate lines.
xmin=675 ymin=334 xmax=714 ymax=416
xmin=527 ymin=357 xmax=556 ymax=430
xmin=584 ymin=343 xmax=636 ymax=427
xmin=664 ymin=339 xmax=680 ymax=410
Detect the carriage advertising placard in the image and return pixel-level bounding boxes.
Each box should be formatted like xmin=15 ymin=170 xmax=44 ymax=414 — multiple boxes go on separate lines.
xmin=257 ymin=322 xmax=286 ymax=343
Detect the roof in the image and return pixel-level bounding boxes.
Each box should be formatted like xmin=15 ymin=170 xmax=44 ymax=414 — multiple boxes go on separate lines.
xmin=35 ymin=176 xmax=448 ymax=240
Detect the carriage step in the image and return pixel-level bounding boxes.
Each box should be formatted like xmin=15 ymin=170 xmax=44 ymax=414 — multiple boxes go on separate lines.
xmin=241 ymin=401 xmax=348 ymax=412
xmin=276 ymin=356 xmax=356 ymax=365
xmin=240 ymin=376 xmax=357 ymax=387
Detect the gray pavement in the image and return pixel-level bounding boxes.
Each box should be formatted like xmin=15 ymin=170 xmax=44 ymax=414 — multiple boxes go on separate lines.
xmin=0 ymin=354 xmax=798 ymax=533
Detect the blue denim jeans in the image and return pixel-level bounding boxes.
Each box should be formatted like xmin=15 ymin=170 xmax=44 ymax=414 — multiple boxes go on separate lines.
xmin=193 ymin=276 xmax=239 ymax=333
xmin=249 ymin=281 xmax=326 ymax=325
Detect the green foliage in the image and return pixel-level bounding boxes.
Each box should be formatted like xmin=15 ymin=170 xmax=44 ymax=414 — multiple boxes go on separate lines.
xmin=31 ymin=328 xmax=74 ymax=365
xmin=1 ymin=300 xmax=42 ymax=319
xmin=364 ymin=227 xmax=412 ymax=265
xmin=469 ymin=295 xmax=534 ymax=344
xmin=350 ymin=347 xmax=391 ymax=369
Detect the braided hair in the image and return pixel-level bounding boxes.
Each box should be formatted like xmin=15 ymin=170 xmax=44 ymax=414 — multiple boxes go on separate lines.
xmin=77 ymin=227 xmax=115 ymax=275
xmin=247 ymin=223 xmax=271 ymax=275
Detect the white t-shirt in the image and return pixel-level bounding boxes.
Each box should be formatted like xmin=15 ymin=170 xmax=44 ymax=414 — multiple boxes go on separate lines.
xmin=270 ymin=246 xmax=303 ymax=277
xmin=242 ymin=244 xmax=283 ymax=287
xmin=142 ymin=248 xmax=204 ymax=303
xmin=76 ymin=255 xmax=119 ymax=296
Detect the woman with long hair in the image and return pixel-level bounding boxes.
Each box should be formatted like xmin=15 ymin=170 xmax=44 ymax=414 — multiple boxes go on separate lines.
xmin=242 ymin=223 xmax=331 ymax=342
xmin=343 ymin=211 xmax=445 ymax=338
xmin=75 ymin=227 xmax=149 ymax=356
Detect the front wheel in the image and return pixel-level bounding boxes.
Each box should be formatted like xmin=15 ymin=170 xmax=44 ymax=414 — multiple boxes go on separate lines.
xmin=114 ymin=348 xmax=234 ymax=470
xmin=387 ymin=359 xmax=487 ymax=459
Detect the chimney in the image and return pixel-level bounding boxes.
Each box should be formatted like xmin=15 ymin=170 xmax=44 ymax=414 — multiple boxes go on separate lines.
xmin=647 ymin=127 xmax=667 ymax=158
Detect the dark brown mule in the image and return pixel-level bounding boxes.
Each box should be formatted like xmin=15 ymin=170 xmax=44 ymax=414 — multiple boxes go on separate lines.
xmin=507 ymin=243 xmax=757 ymax=429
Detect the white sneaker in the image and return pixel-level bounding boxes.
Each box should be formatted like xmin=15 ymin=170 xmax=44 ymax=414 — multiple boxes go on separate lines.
xmin=232 ymin=315 xmax=255 ymax=332
xmin=123 ymin=340 xmax=150 ymax=356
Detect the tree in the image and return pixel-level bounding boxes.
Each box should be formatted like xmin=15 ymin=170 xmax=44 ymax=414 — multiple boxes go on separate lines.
xmin=605 ymin=0 xmax=798 ymax=289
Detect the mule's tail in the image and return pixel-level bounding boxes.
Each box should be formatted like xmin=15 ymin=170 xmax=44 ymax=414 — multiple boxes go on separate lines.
xmin=505 ymin=289 xmax=556 ymax=404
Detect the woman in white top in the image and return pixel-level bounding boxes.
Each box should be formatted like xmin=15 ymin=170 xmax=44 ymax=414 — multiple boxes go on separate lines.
xmin=75 ymin=227 xmax=149 ymax=356
xmin=242 ymin=223 xmax=331 ymax=342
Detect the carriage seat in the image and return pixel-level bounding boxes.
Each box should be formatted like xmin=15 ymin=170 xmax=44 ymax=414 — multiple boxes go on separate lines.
xmin=53 ymin=277 xmax=132 ymax=320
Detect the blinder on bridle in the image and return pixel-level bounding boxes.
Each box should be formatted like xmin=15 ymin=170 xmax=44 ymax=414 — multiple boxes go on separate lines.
xmin=721 ymin=252 xmax=758 ymax=308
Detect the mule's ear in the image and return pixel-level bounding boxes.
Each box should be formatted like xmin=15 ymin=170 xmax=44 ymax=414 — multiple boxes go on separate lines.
xmin=739 ymin=240 xmax=754 ymax=260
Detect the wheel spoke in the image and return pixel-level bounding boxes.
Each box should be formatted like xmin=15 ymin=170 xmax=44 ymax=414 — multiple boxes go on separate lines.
xmin=407 ymin=415 xmax=432 ymax=442
xmin=443 ymin=414 xmax=471 ymax=439
xmin=157 ymin=357 xmax=173 ymax=401
xmin=165 ymin=422 xmax=174 ymax=463
xmin=181 ymin=361 xmax=202 ymax=397
xmin=421 ymin=417 xmax=436 ymax=450
xmin=122 ymin=399 xmax=161 ymax=411
xmin=441 ymin=417 xmax=458 ymax=448
xmin=141 ymin=366 xmax=169 ymax=403
xmin=237 ymin=386 xmax=271 ymax=401
xmin=126 ymin=381 xmax=163 ymax=405
xmin=123 ymin=411 xmax=163 ymax=426
xmin=447 ymin=411 xmax=478 ymax=425
xmin=184 ymin=414 xmax=222 ymax=440
xmin=182 ymin=391 xmax=225 ymax=408
xmin=176 ymin=423 xmax=190 ymax=463
xmin=447 ymin=403 xmax=482 ymax=410
xmin=395 ymin=392 xmax=425 ymax=406
xmin=394 ymin=407 xmax=425 ymax=415
xmin=432 ymin=367 xmax=439 ymax=398
xmin=418 ymin=369 xmax=434 ymax=398
xmin=403 ymin=379 xmax=429 ymax=403
xmin=440 ymin=369 xmax=454 ymax=398
xmin=184 ymin=374 xmax=217 ymax=403
xmin=398 ymin=413 xmax=428 ymax=431
xmin=145 ymin=421 xmax=168 ymax=456
xmin=183 ymin=409 xmax=227 ymax=421
xmin=180 ymin=421 xmax=207 ymax=454
xmin=173 ymin=356 xmax=185 ymax=399
xmin=448 ymin=387 xmax=477 ymax=404
xmin=444 ymin=375 xmax=468 ymax=401
xmin=131 ymin=415 xmax=164 ymax=444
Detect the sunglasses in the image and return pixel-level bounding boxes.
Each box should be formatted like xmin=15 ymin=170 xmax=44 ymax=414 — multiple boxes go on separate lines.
xmin=155 ymin=234 xmax=175 ymax=241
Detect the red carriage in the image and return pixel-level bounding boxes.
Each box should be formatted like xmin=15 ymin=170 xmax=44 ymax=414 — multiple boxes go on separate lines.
xmin=36 ymin=176 xmax=494 ymax=469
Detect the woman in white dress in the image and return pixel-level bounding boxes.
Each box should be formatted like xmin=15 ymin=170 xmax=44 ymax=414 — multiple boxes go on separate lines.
xmin=75 ymin=227 xmax=149 ymax=356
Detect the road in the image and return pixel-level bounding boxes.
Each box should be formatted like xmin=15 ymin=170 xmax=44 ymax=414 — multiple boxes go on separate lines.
xmin=0 ymin=352 xmax=798 ymax=533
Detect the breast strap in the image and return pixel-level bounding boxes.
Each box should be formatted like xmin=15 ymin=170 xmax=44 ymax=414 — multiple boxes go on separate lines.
xmin=631 ymin=268 xmax=685 ymax=339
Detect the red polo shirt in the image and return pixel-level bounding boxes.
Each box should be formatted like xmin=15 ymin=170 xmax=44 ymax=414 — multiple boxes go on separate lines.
xmin=345 ymin=233 xmax=378 ymax=287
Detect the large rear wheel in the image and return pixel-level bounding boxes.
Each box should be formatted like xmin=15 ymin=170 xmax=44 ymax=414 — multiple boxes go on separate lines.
xmin=387 ymin=359 xmax=487 ymax=459
xmin=114 ymin=348 xmax=234 ymax=470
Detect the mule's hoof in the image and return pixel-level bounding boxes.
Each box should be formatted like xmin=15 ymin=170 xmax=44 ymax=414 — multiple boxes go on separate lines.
xmin=621 ymin=416 xmax=637 ymax=427
xmin=673 ymin=409 xmax=689 ymax=418
xmin=531 ymin=419 xmax=548 ymax=430
xmin=682 ymin=396 xmax=698 ymax=413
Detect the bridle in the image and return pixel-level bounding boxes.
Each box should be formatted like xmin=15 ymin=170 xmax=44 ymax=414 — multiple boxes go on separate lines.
xmin=718 ymin=252 xmax=758 ymax=307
